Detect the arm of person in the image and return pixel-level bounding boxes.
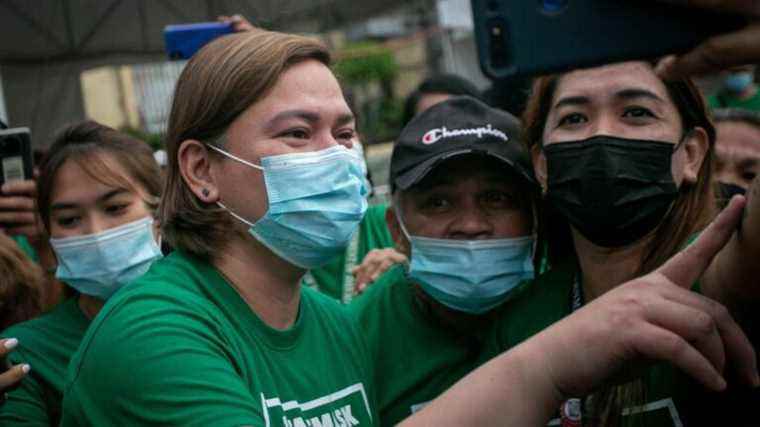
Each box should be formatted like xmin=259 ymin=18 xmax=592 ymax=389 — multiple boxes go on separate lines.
xmin=0 ymin=180 xmax=43 ymax=246
xmin=217 ymin=14 xmax=256 ymax=32
xmin=656 ymin=0 xmax=760 ymax=78
xmin=400 ymin=197 xmax=759 ymax=426
xmin=0 ymin=346 xmax=46 ymax=426
xmin=60 ymin=294 xmax=263 ymax=426
xmin=0 ymin=338 xmax=29 ymax=394
xmin=703 ymin=182 xmax=760 ymax=317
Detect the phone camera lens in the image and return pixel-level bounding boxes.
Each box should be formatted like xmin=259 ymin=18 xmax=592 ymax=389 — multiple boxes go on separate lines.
xmin=540 ymin=0 xmax=568 ymax=14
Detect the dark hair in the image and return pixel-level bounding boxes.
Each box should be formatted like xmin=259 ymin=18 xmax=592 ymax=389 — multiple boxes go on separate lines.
xmin=523 ymin=67 xmax=716 ymax=275
xmin=37 ymin=120 xmax=162 ymax=232
xmin=402 ymin=74 xmax=483 ymax=126
xmin=159 ymin=30 xmax=331 ymax=259
xmin=482 ymin=75 xmax=533 ymax=117
xmin=522 ymin=63 xmax=717 ymax=426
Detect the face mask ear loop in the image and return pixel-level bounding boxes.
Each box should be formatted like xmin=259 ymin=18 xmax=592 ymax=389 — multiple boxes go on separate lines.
xmin=206 ymin=144 xmax=265 ymax=229
xmin=206 ymin=143 xmax=265 ymax=171
xmin=392 ymin=193 xmax=413 ymax=242
xmin=217 ymin=201 xmax=257 ymax=228
xmin=150 ymin=217 xmax=162 ymax=249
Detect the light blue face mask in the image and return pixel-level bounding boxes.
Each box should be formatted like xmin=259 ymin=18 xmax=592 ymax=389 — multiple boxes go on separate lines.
xmin=351 ymin=142 xmax=373 ymax=197
xmin=49 ymin=216 xmax=163 ymax=300
xmin=208 ymin=144 xmax=368 ymax=269
xmin=397 ymin=209 xmax=535 ymax=314
xmin=723 ymin=72 xmax=754 ymax=93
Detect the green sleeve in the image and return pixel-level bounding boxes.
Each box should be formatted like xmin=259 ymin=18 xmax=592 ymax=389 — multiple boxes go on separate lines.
xmin=61 ymin=293 xmax=262 ymax=426
xmin=0 ymin=349 xmax=50 ymax=426
xmin=12 ymin=235 xmax=39 ymax=263
xmin=362 ymin=203 xmax=394 ymax=251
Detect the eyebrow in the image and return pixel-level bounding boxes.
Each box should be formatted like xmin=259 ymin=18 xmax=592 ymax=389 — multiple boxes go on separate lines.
xmin=615 ymin=88 xmax=666 ymax=103
xmin=553 ymin=88 xmax=666 ymax=110
xmin=553 ymin=95 xmax=589 ymax=110
xmin=264 ymin=109 xmax=355 ymax=132
xmin=50 ymin=189 xmax=129 ymax=211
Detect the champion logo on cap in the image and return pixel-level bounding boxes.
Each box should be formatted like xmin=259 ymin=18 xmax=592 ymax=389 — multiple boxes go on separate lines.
xmin=421 ymin=124 xmax=509 ymax=145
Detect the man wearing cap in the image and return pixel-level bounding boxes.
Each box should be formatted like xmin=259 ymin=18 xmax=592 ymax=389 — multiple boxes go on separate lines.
xmin=349 ymin=96 xmax=539 ymax=426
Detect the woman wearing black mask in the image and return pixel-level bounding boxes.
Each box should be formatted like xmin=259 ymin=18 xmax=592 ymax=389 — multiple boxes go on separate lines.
xmin=482 ymin=61 xmax=760 ymax=426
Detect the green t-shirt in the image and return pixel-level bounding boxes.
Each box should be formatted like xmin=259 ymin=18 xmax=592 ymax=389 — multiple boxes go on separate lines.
xmin=0 ymin=298 xmax=89 ymax=426
xmin=61 ymin=251 xmax=377 ymax=426
xmin=349 ymin=265 xmax=491 ymax=426
xmin=12 ymin=235 xmax=39 ymax=263
xmin=708 ymin=89 xmax=760 ymax=112
xmin=302 ymin=203 xmax=394 ymax=303
xmin=480 ymin=261 xmax=718 ymax=427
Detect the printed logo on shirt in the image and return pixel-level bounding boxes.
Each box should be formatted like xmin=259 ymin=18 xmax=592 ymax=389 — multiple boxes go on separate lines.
xmin=421 ymin=124 xmax=508 ymax=145
xmin=261 ymin=383 xmax=373 ymax=427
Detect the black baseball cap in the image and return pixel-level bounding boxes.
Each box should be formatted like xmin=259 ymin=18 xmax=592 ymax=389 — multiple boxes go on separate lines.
xmin=390 ymin=96 xmax=536 ymax=191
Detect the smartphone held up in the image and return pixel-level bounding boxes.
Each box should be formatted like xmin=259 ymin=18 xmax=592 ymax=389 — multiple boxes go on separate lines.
xmin=472 ymin=0 xmax=746 ymax=79
xmin=0 ymin=128 xmax=33 ymax=186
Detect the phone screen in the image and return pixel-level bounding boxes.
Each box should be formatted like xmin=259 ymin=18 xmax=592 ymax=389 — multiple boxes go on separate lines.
xmin=0 ymin=127 xmax=33 ymax=185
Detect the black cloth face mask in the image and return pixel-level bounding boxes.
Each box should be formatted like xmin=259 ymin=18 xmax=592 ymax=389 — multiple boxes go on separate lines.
xmin=543 ymin=135 xmax=680 ymax=248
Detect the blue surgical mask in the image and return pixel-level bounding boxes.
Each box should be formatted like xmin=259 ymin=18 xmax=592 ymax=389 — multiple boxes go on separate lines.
xmin=397 ymin=210 xmax=535 ymax=314
xmin=351 ymin=142 xmax=372 ymax=197
xmin=723 ymin=72 xmax=754 ymax=93
xmin=209 ymin=144 xmax=368 ymax=269
xmin=50 ymin=216 xmax=162 ymax=300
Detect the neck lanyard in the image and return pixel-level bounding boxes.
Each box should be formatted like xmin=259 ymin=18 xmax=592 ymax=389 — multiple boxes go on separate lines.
xmin=560 ymin=275 xmax=585 ymax=427
xmin=340 ymin=231 xmax=361 ymax=304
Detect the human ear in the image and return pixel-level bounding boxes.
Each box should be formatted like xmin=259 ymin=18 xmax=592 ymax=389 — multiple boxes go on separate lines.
xmin=677 ymin=128 xmax=709 ymax=185
xmin=178 ymin=140 xmax=220 ymax=203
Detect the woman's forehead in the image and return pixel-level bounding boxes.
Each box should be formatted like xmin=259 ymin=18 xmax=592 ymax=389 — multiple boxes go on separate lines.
xmin=51 ymin=154 xmax=138 ymax=202
xmin=553 ymin=61 xmax=669 ymax=103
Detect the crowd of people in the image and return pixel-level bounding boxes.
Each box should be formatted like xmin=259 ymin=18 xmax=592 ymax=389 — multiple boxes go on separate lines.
xmin=0 ymin=1 xmax=758 ymax=426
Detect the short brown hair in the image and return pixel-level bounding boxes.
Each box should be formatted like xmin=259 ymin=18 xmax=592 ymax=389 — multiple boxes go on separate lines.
xmin=37 ymin=120 xmax=162 ymax=233
xmin=159 ymin=30 xmax=331 ymax=259
xmin=0 ymin=233 xmax=45 ymax=330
